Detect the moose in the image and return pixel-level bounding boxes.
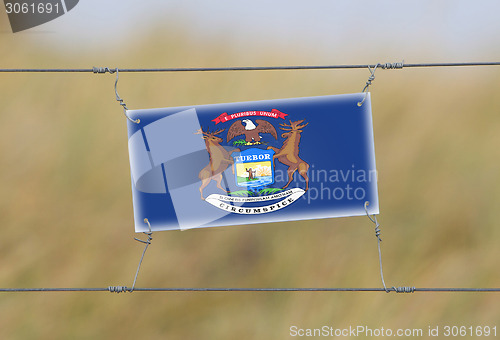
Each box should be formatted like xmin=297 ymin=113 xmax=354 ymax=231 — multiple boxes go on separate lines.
xmin=267 ymin=120 xmax=309 ymax=191
xmin=196 ymin=127 xmax=239 ymax=200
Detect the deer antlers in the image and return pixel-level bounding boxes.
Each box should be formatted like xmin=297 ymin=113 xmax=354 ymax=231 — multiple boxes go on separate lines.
xmin=279 ymin=119 xmax=308 ymax=131
xmin=195 ymin=127 xmax=225 ymax=136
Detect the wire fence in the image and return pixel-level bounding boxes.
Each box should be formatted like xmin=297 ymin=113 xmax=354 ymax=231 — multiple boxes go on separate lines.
xmin=0 ymin=61 xmax=499 ymax=73
xmin=1 ymin=60 xmax=499 ymax=294
xmin=1 ymin=287 xmax=499 ymax=294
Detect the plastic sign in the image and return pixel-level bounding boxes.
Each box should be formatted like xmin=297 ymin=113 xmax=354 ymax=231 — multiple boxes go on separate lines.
xmin=126 ymin=93 xmax=379 ymax=232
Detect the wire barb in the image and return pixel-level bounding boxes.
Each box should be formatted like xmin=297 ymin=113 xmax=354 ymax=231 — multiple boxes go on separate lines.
xmin=108 ymin=286 xmax=129 ymax=293
xmin=380 ymin=60 xmax=405 ymax=69
xmin=391 ymin=286 xmax=415 ymax=293
xmin=92 ymin=67 xmax=115 ymax=74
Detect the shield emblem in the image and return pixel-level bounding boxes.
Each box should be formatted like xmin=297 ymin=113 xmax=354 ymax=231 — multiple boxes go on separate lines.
xmin=233 ymin=148 xmax=275 ymax=188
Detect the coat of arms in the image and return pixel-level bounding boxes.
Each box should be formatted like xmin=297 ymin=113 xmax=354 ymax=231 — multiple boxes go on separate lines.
xmin=198 ymin=110 xmax=309 ymax=215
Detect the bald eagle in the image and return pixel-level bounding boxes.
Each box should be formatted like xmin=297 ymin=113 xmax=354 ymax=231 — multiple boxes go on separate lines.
xmin=227 ymin=119 xmax=278 ymax=143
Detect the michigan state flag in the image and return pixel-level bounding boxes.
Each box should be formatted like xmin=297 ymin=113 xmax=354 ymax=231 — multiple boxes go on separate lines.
xmin=126 ymin=93 xmax=379 ymax=232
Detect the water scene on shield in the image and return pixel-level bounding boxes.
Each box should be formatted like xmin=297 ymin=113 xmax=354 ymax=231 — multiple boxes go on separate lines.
xmin=235 ymin=161 xmax=274 ymax=187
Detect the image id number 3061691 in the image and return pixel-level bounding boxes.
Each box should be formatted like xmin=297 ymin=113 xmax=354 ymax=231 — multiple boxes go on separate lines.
xmin=442 ymin=325 xmax=497 ymax=337
xmin=5 ymin=2 xmax=60 ymax=14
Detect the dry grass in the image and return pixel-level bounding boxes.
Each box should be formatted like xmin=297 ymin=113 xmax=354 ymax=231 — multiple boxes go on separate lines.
xmin=0 ymin=18 xmax=499 ymax=339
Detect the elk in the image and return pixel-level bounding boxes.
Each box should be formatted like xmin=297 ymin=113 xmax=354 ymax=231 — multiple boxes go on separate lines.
xmin=267 ymin=120 xmax=309 ymax=191
xmin=196 ymin=127 xmax=239 ymax=200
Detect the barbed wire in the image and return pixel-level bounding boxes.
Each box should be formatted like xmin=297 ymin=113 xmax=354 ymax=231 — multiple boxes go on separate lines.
xmin=0 ymin=61 xmax=499 ymax=73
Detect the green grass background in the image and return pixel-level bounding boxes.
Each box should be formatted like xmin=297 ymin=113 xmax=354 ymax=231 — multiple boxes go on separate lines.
xmin=0 ymin=14 xmax=499 ymax=340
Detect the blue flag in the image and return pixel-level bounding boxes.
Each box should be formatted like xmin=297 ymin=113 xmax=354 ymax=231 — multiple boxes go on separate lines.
xmin=127 ymin=93 xmax=379 ymax=232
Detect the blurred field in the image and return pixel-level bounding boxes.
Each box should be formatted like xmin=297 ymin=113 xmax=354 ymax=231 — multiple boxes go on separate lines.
xmin=1 ymin=16 xmax=500 ymax=340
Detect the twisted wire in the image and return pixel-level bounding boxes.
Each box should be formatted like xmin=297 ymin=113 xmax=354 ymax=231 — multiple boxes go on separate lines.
xmin=130 ymin=218 xmax=153 ymax=292
xmin=364 ymin=201 xmax=390 ymax=292
xmin=112 ymin=68 xmax=140 ymax=124
xmin=364 ymin=202 xmax=417 ymax=294
xmin=357 ymin=63 xmax=383 ymax=106
xmin=0 ymin=287 xmax=498 ymax=293
xmin=1 ymin=61 xmax=500 ymax=73
xmin=108 ymin=286 xmax=129 ymax=294
xmin=1 ymin=60 xmax=499 ymax=295
xmin=92 ymin=67 xmax=115 ymax=74
xmin=380 ymin=61 xmax=404 ymax=69
xmin=392 ymin=286 xmax=416 ymax=293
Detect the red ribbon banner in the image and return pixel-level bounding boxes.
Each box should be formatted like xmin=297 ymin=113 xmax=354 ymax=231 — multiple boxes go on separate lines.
xmin=212 ymin=109 xmax=288 ymax=124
